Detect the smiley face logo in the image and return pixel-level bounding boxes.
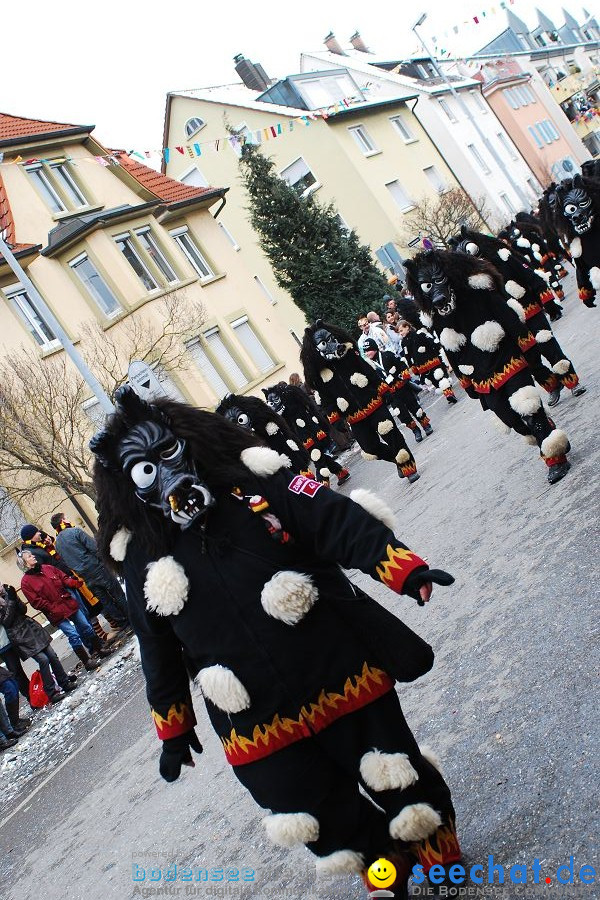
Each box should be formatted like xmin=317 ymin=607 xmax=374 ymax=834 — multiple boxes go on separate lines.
xmin=367 ymin=857 xmax=397 ymax=889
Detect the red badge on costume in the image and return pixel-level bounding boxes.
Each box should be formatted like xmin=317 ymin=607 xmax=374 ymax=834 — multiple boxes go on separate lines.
xmin=288 ymin=475 xmax=323 ymax=497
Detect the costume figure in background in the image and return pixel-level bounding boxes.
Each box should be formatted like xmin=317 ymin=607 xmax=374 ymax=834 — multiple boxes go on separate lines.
xmin=300 ymin=322 xmax=420 ymax=483
xmin=514 ymin=211 xmax=569 ymax=281
xmin=261 ymin=384 xmax=351 ymax=488
xmin=90 ymin=386 xmax=459 ymax=900
xmin=451 ymin=227 xmax=586 ymax=407
xmin=362 ymin=338 xmax=433 ymax=444
xmin=552 ymin=174 xmax=600 ymax=308
xmin=501 ymin=222 xmax=564 ymax=308
xmin=396 ymin=321 xmax=457 ymax=405
xmin=404 ymin=250 xmax=572 ymax=485
xmin=215 ymin=393 xmax=312 ymax=476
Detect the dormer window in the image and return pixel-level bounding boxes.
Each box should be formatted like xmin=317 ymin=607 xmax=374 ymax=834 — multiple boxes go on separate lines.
xmin=185 ymin=117 xmax=206 ymax=138
xmin=25 ymin=159 xmax=89 ymax=214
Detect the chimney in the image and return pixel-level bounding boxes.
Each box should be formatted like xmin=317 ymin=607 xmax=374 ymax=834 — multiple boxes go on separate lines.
xmin=324 ymin=32 xmax=346 ymax=55
xmin=349 ymin=31 xmax=370 ymax=53
xmin=233 ymin=54 xmax=271 ymax=91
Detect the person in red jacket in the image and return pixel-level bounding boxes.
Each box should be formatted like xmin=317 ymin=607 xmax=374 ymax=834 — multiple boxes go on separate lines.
xmin=19 ymin=551 xmax=109 ymax=670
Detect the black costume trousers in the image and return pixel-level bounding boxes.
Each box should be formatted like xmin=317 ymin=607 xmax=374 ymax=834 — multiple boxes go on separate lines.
xmin=480 ymin=370 xmax=558 ymax=459
xmin=526 ymin=311 xmax=579 ymax=390
xmin=233 ymin=690 xmax=454 ymax=865
xmin=391 ymin=388 xmax=430 ymax=429
xmin=350 ymin=407 xmax=416 ymax=473
xmin=313 ymin=452 xmax=344 ymax=482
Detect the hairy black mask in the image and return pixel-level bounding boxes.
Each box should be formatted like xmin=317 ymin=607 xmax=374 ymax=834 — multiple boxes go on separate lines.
xmin=413 ymin=258 xmax=456 ymax=316
xmin=313 ymin=324 xmax=349 ymax=360
xmin=560 ymin=184 xmax=594 ymax=234
xmin=263 ymin=386 xmax=285 ymax=414
xmin=220 ymin=404 xmax=252 ymax=430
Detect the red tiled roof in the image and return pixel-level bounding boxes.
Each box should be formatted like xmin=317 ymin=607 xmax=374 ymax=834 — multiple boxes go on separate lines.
xmin=113 ymin=151 xmax=221 ymax=203
xmin=0 ymin=175 xmax=37 ymax=262
xmin=0 ymin=112 xmax=92 ymax=146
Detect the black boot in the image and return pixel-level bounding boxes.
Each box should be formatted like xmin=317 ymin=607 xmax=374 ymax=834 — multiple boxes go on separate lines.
xmin=423 ymin=423 xmax=433 ymax=436
xmin=5 ymin=699 xmax=31 ymax=736
xmin=0 ymin=735 xmax=19 ymax=750
xmin=413 ymin=428 xmax=423 ymax=443
xmin=572 ymin=384 xmax=587 ymax=397
xmin=74 ymin=645 xmax=100 ymax=671
xmin=89 ymin=634 xmax=114 ymax=658
xmin=547 ymin=460 xmax=570 ymax=484
xmin=547 ymin=387 xmax=561 ymax=407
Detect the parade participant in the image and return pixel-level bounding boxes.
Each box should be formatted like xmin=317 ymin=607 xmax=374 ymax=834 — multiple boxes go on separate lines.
xmin=396 ymin=321 xmax=457 ymax=405
xmin=362 ymin=338 xmax=433 ymax=444
xmin=404 ymin=250 xmax=572 ymax=484
xmin=514 ymin=211 xmax=569 ymax=281
xmin=501 ymin=221 xmax=564 ymax=306
xmin=90 ymin=385 xmax=460 ymax=900
xmin=215 ymin=393 xmax=312 ymax=476
xmin=262 ymin=383 xmax=350 ymax=487
xmin=300 ymin=322 xmax=421 ymax=483
xmin=451 ymin=227 xmax=586 ymax=407
xmin=551 ymin=174 xmax=600 ymax=308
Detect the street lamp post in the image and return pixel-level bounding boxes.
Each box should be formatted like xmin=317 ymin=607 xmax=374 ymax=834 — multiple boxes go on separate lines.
xmin=411 ymin=13 xmax=531 ymax=211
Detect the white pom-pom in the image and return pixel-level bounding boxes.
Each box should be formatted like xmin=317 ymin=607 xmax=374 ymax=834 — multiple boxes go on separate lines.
xmin=470 ymin=320 xmax=505 ymax=352
xmin=508 ymin=385 xmax=541 ymax=415
xmin=198 ymin=665 xmax=250 ymax=713
xmin=263 ymin=812 xmax=319 ymax=847
xmin=440 ymin=328 xmax=466 ymax=352
xmin=419 ymin=312 xmax=433 ymax=329
xmin=389 ymin=803 xmax=442 ymax=841
xmin=458 ymin=364 xmax=474 ymax=375
xmin=417 ymin=345 xmax=426 ymax=354
xmin=350 ymin=488 xmax=396 ymax=530
xmin=144 ymin=556 xmax=189 ymax=616
xmin=109 ymin=527 xmax=132 ymax=562
xmin=350 ymin=372 xmax=369 ymax=388
xmin=506 ymin=298 xmax=526 ymax=322
xmin=517 ymin=237 xmax=531 ymax=249
xmin=552 ymin=359 xmax=571 ymax=375
xmin=241 ymin=446 xmax=291 ymax=476
xmin=468 ymin=273 xmax=494 ymax=290
xmin=377 ymin=419 xmax=394 ymax=435
xmin=498 ymin=248 xmax=511 ymax=261
xmin=337 ymin=397 xmax=349 ymax=412
xmin=320 ymin=368 xmax=333 ymax=382
xmin=535 ymin=329 xmax=552 ymax=343
xmin=433 ymin=367 xmax=444 ymax=380
xmin=540 ymin=428 xmax=569 ymax=458
xmin=260 ymin=571 xmax=318 ymax=625
xmin=590 ymin=267 xmax=600 ymax=289
xmin=570 ymin=237 xmax=582 ymax=258
xmin=360 ymin=750 xmax=418 ymax=791
xmin=313 ymin=391 xmax=321 ymax=405
xmin=295 ymin=418 xmax=305 ymax=428
xmin=265 ymin=421 xmax=279 ymax=436
xmin=286 ymin=439 xmax=299 ymax=451
xmin=310 ymin=448 xmax=321 ymax=461
xmin=505 ymin=280 xmax=526 ymax=300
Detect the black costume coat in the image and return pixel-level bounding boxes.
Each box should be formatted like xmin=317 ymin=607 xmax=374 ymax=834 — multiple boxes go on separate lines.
xmin=569 ymin=229 xmax=600 ymax=306
xmin=0 ymin=585 xmax=50 ymax=660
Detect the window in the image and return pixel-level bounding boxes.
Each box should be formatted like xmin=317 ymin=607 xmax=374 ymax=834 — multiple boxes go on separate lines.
xmin=500 ymin=193 xmax=516 ymax=215
xmin=536 ymin=120 xmax=559 ymax=143
xmin=181 ymin=166 xmax=208 ymax=188
xmin=468 ymin=144 xmax=491 ymax=175
xmin=0 ymin=489 xmax=27 ymax=549
xmin=69 ymin=253 xmax=121 ymax=317
xmin=187 ymin=328 xmax=247 ymax=396
xmin=185 ymin=117 xmax=205 ymax=138
xmin=3 ymin=283 xmax=59 ymax=350
xmin=470 ymin=90 xmax=488 ymax=113
xmin=24 ymin=159 xmax=89 ymax=213
xmin=390 ymin=116 xmax=416 ymax=143
xmin=134 ymin=227 xmax=178 ymax=283
xmin=253 ymin=275 xmax=277 ymax=304
xmin=503 ymin=88 xmax=520 ymax=110
xmin=527 ymin=177 xmax=541 ymax=196
xmin=521 ymin=85 xmax=536 ymax=104
xmin=386 ymin=179 xmax=414 ymax=212
xmin=438 ymin=99 xmax=457 ymax=123
xmin=528 ymin=125 xmax=544 ymax=149
xmin=280 ymin=157 xmax=318 ymax=196
xmin=497 ymin=132 xmax=519 ymax=161
xmin=348 ymin=125 xmax=378 ymax=154
xmin=231 ymin=316 xmax=275 ymax=372
xmin=230 ymin=124 xmax=262 ymax=158
xmin=82 ymin=397 xmax=105 ymax=429
xmin=534 ymin=34 xmax=547 ymax=47
xmin=423 ymin=165 xmax=447 ymax=193
xmin=218 ymin=221 xmax=240 ymax=250
xmin=170 ymin=226 xmax=214 ymax=279
xmin=114 ymin=232 xmax=159 ymax=292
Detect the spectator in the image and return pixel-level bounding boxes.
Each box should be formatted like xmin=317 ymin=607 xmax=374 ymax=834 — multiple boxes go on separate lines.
xmin=0 ymin=583 xmax=76 ymax=708
xmin=50 ymin=514 xmax=129 ymax=630
xmin=288 ymin=372 xmax=308 ymax=393
xmin=0 ymin=621 xmax=30 ymax=700
xmin=0 ymin=671 xmax=20 ymax=750
xmin=19 ymin=551 xmax=110 ymax=671
xmin=357 ymin=313 xmax=391 ymax=355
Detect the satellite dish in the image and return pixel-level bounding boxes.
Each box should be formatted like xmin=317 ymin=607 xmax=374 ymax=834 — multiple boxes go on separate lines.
xmin=127 ymin=360 xmax=167 ymax=400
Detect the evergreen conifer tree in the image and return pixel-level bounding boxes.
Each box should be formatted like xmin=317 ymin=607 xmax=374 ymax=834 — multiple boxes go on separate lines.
xmin=239 ymin=144 xmax=389 ymax=331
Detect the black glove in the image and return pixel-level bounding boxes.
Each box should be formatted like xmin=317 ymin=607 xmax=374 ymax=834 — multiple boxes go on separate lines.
xmin=403 ymin=566 xmax=455 ymax=606
xmin=159 ymin=730 xmax=203 ymax=782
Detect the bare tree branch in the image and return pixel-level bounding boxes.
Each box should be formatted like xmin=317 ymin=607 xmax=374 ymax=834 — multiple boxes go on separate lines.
xmin=402 ymin=189 xmax=493 ymax=249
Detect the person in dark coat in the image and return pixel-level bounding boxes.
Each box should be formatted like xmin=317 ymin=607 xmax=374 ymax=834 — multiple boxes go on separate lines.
xmin=89 ymin=386 xmax=460 ymax=900
xmin=397 ymin=322 xmax=457 ymax=404
xmin=50 ymin=513 xmax=129 ymax=628
xmin=0 ymin=667 xmax=21 ymax=749
xmin=0 ymin=583 xmax=76 ymax=705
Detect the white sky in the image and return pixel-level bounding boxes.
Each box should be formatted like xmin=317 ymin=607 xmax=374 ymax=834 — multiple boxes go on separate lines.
xmin=3 ymin=0 xmax=594 ymax=152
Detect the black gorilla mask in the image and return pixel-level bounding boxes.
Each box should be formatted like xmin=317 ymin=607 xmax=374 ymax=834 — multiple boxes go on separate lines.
xmin=222 ymin=405 xmax=253 ymax=430
xmin=416 ymin=261 xmax=456 ymax=316
xmin=264 ymin=389 xmax=284 ymax=414
xmin=562 ymin=186 xmax=594 ymax=234
xmin=456 ymin=239 xmax=479 ymax=256
xmin=118 ymin=420 xmax=214 ymax=529
xmin=313 ymin=327 xmax=348 ymax=360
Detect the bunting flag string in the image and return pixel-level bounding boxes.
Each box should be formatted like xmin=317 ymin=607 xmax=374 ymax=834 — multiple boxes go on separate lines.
xmin=430 ymin=0 xmax=519 ymax=55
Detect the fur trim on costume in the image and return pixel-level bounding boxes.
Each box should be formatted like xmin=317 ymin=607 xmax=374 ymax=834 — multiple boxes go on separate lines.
xmin=260 ymin=571 xmax=318 ymax=625
xmin=532 ymin=243 xmax=541 ymax=254
xmin=109 ymin=527 xmax=132 ymax=562
xmin=320 ymin=368 xmax=333 ymax=383
xmin=395 ymin=449 xmax=410 ymax=464
xmin=536 ymin=269 xmax=551 ymax=282
xmin=337 ymin=397 xmax=349 ymax=412
xmin=535 ymin=329 xmax=552 ymax=343
xmin=360 ymin=750 xmax=418 ymax=791
xmin=498 ymin=248 xmax=511 ymax=261
xmin=420 ymin=745 xmax=443 ymax=775
xmin=265 ymin=422 xmax=279 ymax=436
xmin=470 ymin=320 xmax=505 ymax=352
xmin=241 ymin=447 xmax=291 ymax=476
xmin=516 ymin=237 xmax=531 ymax=249
xmin=286 ymin=439 xmax=299 ymax=451
xmin=509 ymin=385 xmax=541 ymax=415
xmin=263 ymin=812 xmax=319 ymax=847
xmin=433 ymin=367 xmax=444 ymax=380
xmin=540 ymin=429 xmax=569 ymax=458
xmin=310 ymin=448 xmax=322 ymax=461
xmin=590 ymin=267 xmax=600 ymax=289
xmin=313 ymin=391 xmax=321 ymax=405
xmin=552 ymin=359 xmax=571 ymax=375
xmin=350 ymin=488 xmax=396 ymax=531
xmin=468 ymin=273 xmax=494 ymax=290
xmin=438 ymin=378 xmax=452 ymax=390
xmin=377 ymin=419 xmax=394 ymax=435
xmin=315 ymin=850 xmax=365 ymax=875
xmin=144 ymin=556 xmax=189 ymax=616
xmin=458 ymin=364 xmax=474 ymax=375
xmin=312 ymin=416 xmax=319 ymax=424
xmin=506 ymin=298 xmax=526 ymax=322
xmin=295 ymin=418 xmax=306 ymax=428
xmin=361 ymin=451 xmax=378 ymax=461
xmin=319 ymin=468 xmax=331 ymax=478
xmin=389 ymin=803 xmax=442 ymax=842
xmin=419 ymin=311 xmax=434 ymax=329
xmin=570 ymin=237 xmax=582 ymax=259
xmin=198 ymin=665 xmax=250 ymax=713
xmin=489 ymin=413 xmax=511 ymax=435
xmin=440 ymin=328 xmax=466 ymax=352
xmin=505 ymin=279 xmax=526 ymax=299
xmin=416 ymin=345 xmax=426 ymax=354
xmin=350 ymin=372 xmax=369 ymax=388
xmin=523 ymin=434 xmax=538 ymax=445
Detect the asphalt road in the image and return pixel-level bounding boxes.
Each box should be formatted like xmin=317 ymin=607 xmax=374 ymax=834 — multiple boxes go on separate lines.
xmin=0 ymin=277 xmax=598 ymax=900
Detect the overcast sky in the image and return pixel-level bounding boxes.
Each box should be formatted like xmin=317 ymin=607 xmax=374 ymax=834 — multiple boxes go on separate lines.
xmin=3 ymin=0 xmax=593 ymax=152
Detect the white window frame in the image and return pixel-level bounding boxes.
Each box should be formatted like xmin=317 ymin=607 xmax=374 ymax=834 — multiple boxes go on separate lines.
xmin=69 ymin=252 xmax=121 ymax=318
xmin=348 ymin=125 xmax=378 ymax=155
xmin=185 ymin=117 xmax=206 ymax=139
xmin=503 ymin=88 xmax=520 ymax=110
xmin=114 ymin=231 xmax=160 ymax=293
xmin=3 ymin=283 xmax=60 ymax=351
xmin=497 ymin=132 xmax=519 ymax=161
xmin=280 ymin=157 xmax=320 ymax=197
xmin=438 ymin=99 xmax=457 ymax=123
xmin=422 ymin=165 xmax=447 ymax=194
xmin=187 ymin=327 xmax=248 ymax=396
xmin=180 ymin=165 xmax=209 ymax=188
xmin=528 ymin=125 xmax=544 ymax=149
xmin=49 ymin=161 xmax=87 ymax=207
xmin=24 ymin=163 xmax=66 ymax=213
xmin=389 ymin=115 xmax=417 ymax=144
xmin=169 ymin=226 xmax=214 ymax=280
xmin=500 ymin=193 xmax=516 ymax=215
xmin=230 ymin=315 xmax=275 ymax=373
xmin=253 ymin=275 xmax=277 ymax=305
xmin=134 ymin=226 xmax=179 ymax=284
xmin=468 ymin=144 xmax=491 ymax=175
xmin=470 ymin=90 xmax=488 ymax=113
xmin=218 ymin=221 xmax=240 ymax=251
xmin=385 ymin=179 xmax=415 ymax=213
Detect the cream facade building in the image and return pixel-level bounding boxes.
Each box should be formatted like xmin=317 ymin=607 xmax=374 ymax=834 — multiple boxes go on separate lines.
xmin=0 ymin=113 xmax=302 ymax=583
